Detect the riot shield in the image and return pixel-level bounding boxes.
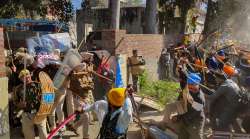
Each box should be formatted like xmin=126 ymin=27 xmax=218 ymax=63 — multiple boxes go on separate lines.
xmin=53 ymin=49 xmax=82 ymax=89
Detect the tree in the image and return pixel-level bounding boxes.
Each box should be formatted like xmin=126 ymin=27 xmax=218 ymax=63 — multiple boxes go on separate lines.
xmin=0 ymin=0 xmax=73 ymax=23
xmin=20 ymin=0 xmax=42 ymax=18
xmin=203 ymin=0 xmax=250 ymax=45
xmin=203 ymin=0 xmax=241 ymax=35
xmin=109 ymin=0 xmax=120 ymax=29
xmin=48 ymin=0 xmax=74 ymax=22
xmin=143 ymin=0 xmax=158 ymax=34
xmin=177 ymin=0 xmax=195 ymax=34
xmin=0 ymin=0 xmax=21 ymax=18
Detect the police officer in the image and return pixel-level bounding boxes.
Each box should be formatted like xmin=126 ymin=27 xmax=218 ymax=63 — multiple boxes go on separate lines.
xmin=235 ymin=54 xmax=250 ymax=86
xmin=128 ymin=49 xmax=145 ymax=92
xmin=68 ymin=52 xmax=95 ymax=138
xmin=160 ymin=48 xmax=171 ymax=80
xmin=14 ymin=69 xmax=47 ymax=139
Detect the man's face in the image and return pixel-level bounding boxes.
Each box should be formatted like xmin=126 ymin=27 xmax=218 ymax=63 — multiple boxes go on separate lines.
xmin=188 ymin=84 xmax=200 ymax=93
xmin=133 ymin=51 xmax=138 ymax=56
xmin=21 ymin=74 xmax=32 ymax=84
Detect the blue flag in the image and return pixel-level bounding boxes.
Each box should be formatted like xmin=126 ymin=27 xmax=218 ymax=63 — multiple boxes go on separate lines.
xmin=115 ymin=57 xmax=124 ymax=88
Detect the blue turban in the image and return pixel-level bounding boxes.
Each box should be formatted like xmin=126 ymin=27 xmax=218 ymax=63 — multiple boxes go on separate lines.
xmin=187 ymin=73 xmax=201 ymax=85
xmin=208 ymin=57 xmax=219 ymax=70
xmin=217 ymin=50 xmax=225 ymax=56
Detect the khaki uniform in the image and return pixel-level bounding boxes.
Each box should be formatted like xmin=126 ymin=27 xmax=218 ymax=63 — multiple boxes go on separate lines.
xmin=49 ymin=79 xmax=74 ymax=130
xmin=128 ymin=56 xmax=145 ymax=92
xmin=72 ymin=90 xmax=94 ymax=138
xmin=69 ymin=62 xmax=95 ymax=138
xmin=14 ymin=82 xmax=47 ymax=139
xmin=22 ymin=113 xmax=47 ymax=139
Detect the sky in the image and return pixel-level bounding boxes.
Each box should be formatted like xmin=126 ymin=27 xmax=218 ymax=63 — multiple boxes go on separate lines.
xmin=71 ymin=0 xmax=147 ymax=10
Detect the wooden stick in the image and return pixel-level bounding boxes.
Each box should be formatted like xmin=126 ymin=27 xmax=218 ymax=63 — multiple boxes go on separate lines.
xmin=190 ymin=63 xmax=224 ymax=76
xmin=239 ymin=49 xmax=250 ymax=53
xmin=23 ymin=56 xmax=27 ymax=101
xmin=128 ymin=92 xmax=146 ymax=139
xmin=5 ymin=31 xmax=15 ymax=66
xmin=196 ymin=29 xmax=219 ymax=48
xmin=74 ymin=71 xmax=113 ymax=82
xmin=77 ymin=32 xmax=96 ymax=51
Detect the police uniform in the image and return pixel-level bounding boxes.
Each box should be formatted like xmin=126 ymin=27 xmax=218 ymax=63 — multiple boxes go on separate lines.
xmin=69 ymin=53 xmax=95 ymax=138
xmin=128 ymin=55 xmax=145 ymax=92
xmin=160 ymin=48 xmax=171 ymax=80
xmin=49 ymin=78 xmax=71 ymax=130
xmin=14 ymin=82 xmax=47 ymax=139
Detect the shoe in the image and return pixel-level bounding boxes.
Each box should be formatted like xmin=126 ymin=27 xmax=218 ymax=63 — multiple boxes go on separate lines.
xmin=67 ymin=125 xmax=79 ymax=136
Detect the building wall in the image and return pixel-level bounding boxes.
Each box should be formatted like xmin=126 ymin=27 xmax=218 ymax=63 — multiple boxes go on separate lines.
xmin=0 ymin=27 xmax=10 ymax=139
xmin=92 ymin=8 xmax=144 ymax=33
xmin=116 ymin=34 xmax=167 ymax=80
xmin=94 ymin=30 xmax=167 ymax=80
xmin=76 ymin=7 xmax=145 ymax=47
xmin=120 ymin=8 xmax=144 ymax=34
xmin=76 ymin=9 xmax=94 ymax=47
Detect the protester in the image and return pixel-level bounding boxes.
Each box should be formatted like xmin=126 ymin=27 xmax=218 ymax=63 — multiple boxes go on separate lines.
xmin=236 ymin=54 xmax=250 ymax=86
xmin=76 ymin=88 xmax=133 ymax=139
xmin=208 ymin=65 xmax=245 ymax=131
xmin=241 ymin=76 xmax=250 ymax=133
xmin=151 ymin=73 xmax=205 ymax=139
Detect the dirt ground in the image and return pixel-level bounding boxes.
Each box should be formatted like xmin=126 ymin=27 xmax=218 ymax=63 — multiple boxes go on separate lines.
xmin=10 ymin=110 xmax=171 ymax=139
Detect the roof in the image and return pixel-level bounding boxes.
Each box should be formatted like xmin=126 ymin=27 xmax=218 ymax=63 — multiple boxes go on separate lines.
xmin=0 ymin=19 xmax=68 ymax=32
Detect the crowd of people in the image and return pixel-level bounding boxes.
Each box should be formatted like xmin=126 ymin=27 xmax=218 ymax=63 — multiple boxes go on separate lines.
xmin=5 ymin=46 xmax=133 ymax=139
xmin=4 ymin=35 xmax=250 ymax=139
xmin=150 ymin=39 xmax=250 ymax=139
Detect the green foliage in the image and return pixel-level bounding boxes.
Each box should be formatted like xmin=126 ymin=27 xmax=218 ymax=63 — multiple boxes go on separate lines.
xmin=0 ymin=0 xmax=20 ymax=18
xmin=0 ymin=0 xmax=73 ymax=23
xmin=48 ymin=0 xmax=74 ymax=22
xmin=139 ymin=72 xmax=180 ymax=106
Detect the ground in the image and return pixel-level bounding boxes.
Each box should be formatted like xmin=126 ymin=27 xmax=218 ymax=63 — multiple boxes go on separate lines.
xmin=10 ymin=110 xmax=173 ymax=139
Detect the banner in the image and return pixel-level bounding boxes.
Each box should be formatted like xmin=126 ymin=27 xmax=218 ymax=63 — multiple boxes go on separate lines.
xmin=27 ymin=33 xmax=72 ymax=56
xmin=115 ymin=56 xmax=124 ymax=88
xmin=115 ymin=54 xmax=127 ymax=88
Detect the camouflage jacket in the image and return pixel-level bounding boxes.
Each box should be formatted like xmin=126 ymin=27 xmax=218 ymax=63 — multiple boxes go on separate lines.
xmin=14 ymin=82 xmax=41 ymax=113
